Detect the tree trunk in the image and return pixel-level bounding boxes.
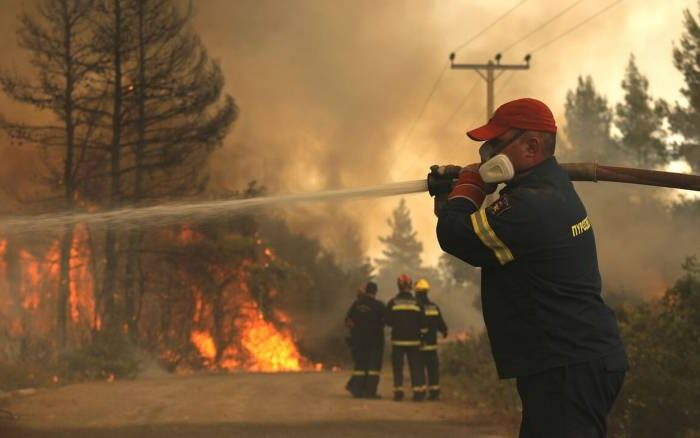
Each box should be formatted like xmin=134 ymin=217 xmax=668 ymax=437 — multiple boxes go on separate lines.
xmin=56 ymin=225 xmax=75 ymax=346
xmin=4 ymin=239 xmax=23 ymax=324
xmin=124 ymin=0 xmax=147 ymax=339
xmin=101 ymin=0 xmax=124 ymax=334
xmin=56 ymin=0 xmax=77 ymax=347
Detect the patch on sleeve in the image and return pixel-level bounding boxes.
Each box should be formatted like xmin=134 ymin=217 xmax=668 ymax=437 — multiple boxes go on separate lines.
xmin=487 ymin=195 xmax=512 ymax=216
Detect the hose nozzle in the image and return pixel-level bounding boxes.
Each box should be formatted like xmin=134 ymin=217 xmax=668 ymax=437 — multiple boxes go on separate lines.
xmin=427 ymin=165 xmax=462 ymax=197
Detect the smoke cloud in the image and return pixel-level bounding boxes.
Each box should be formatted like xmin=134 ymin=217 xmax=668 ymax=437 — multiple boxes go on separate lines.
xmin=1 ymin=0 xmax=698 ymax=310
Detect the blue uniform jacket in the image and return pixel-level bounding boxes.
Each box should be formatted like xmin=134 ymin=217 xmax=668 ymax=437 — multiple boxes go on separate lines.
xmin=437 ymin=157 xmax=625 ymax=378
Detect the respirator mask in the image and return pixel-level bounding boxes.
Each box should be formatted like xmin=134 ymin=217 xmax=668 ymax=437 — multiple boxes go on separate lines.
xmin=477 ymin=129 xmax=524 ymax=183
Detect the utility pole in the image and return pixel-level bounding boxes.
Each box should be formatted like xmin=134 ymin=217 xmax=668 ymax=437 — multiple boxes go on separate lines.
xmin=449 ymin=52 xmax=531 ymax=120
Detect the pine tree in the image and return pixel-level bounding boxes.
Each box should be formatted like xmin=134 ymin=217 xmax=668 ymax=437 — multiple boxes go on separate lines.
xmin=376 ymin=198 xmax=423 ymax=275
xmin=0 ymin=0 xmax=100 ymax=345
xmin=670 ymin=7 xmax=700 ymax=172
xmin=564 ymin=76 xmax=618 ymax=163
xmin=615 ymin=55 xmax=668 ymax=167
xmin=119 ymin=0 xmax=237 ymax=337
xmin=438 ymin=253 xmax=480 ymax=288
xmin=81 ymin=0 xmax=236 ymax=334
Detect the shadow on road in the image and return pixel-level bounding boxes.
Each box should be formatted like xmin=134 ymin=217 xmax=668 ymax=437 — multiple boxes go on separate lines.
xmin=1 ymin=419 xmax=507 ymax=438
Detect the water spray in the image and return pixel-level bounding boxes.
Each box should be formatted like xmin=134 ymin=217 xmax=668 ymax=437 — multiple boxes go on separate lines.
xmin=0 ymin=162 xmax=699 ymax=235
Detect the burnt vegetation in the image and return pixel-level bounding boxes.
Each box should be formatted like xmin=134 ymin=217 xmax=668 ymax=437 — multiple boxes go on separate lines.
xmin=0 ymin=1 xmax=699 ymax=436
xmin=0 ymin=0 xmax=367 ymax=385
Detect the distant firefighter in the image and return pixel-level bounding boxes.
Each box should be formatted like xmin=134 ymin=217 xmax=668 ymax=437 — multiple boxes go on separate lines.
xmin=385 ymin=274 xmax=427 ymax=401
xmin=414 ymin=278 xmax=448 ymax=401
xmin=344 ymin=281 xmax=386 ymax=398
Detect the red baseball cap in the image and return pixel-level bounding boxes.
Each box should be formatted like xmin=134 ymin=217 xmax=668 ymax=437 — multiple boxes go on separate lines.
xmin=467 ymin=98 xmax=557 ymax=141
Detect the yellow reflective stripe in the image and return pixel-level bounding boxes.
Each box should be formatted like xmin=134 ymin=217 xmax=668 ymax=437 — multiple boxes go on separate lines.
xmin=392 ymin=340 xmax=420 ymax=346
xmin=392 ymin=304 xmax=421 ymax=312
xmin=424 ymin=310 xmax=439 ymax=316
xmin=420 ymin=345 xmax=438 ymax=351
xmin=420 ymin=328 xmax=429 ymax=333
xmin=412 ymin=386 xmax=426 ymax=392
xmin=428 ymin=385 xmax=440 ymax=390
xmin=352 ymin=371 xmax=365 ymax=376
xmin=368 ymin=370 xmax=380 ymax=376
xmin=470 ymin=209 xmax=514 ymax=265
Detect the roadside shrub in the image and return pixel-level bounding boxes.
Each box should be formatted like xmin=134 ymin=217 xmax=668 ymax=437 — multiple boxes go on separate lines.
xmin=58 ymin=331 xmax=141 ymax=380
xmin=441 ymin=332 xmax=519 ymax=414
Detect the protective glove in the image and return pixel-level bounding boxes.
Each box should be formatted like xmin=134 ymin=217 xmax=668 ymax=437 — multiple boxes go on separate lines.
xmin=431 ymin=164 xmax=462 ymax=216
xmin=448 ymin=163 xmax=496 ymax=209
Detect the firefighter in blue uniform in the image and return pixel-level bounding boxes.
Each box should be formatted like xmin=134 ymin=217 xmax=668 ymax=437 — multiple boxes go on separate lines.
xmin=385 ymin=274 xmax=427 ymax=401
xmin=344 ymin=281 xmax=385 ymax=398
xmin=434 ymin=98 xmax=627 ymax=437
xmin=413 ymin=278 xmax=448 ymax=401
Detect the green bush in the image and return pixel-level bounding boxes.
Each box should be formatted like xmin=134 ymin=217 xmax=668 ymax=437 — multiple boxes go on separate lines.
xmin=440 ymin=258 xmax=700 ymax=437
xmin=0 ymin=361 xmax=55 ymax=392
xmin=440 ymin=332 xmax=519 ymax=414
xmin=609 ymin=257 xmax=700 ymax=437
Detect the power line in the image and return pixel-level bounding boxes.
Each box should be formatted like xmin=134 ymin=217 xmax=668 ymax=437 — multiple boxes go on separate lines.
xmin=400 ymin=0 xmax=532 ymax=147
xmin=453 ymin=0 xmax=530 ymax=53
xmin=450 ymin=56 xmax=531 ymax=120
xmin=440 ymin=77 xmax=480 ymax=131
xmin=398 ymin=62 xmax=449 ymax=148
xmin=500 ymin=0 xmax=586 ymax=55
xmin=530 ymin=0 xmax=625 ymax=54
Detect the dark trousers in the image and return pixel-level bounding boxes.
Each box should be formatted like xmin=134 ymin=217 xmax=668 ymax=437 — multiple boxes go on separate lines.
xmin=421 ymin=349 xmax=440 ymax=395
xmin=391 ymin=345 xmax=425 ymax=395
xmin=516 ymin=352 xmax=626 ymax=438
xmin=348 ymin=342 xmax=383 ymax=397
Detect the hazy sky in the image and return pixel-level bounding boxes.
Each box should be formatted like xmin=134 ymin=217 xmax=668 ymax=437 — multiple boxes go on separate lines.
xmin=194 ymin=0 xmax=695 ymax=259
xmin=1 ymin=0 xmax=698 ymax=294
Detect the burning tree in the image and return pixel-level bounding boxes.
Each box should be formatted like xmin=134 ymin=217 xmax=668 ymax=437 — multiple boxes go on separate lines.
xmin=82 ymin=0 xmax=236 ymax=336
xmin=0 ymin=0 xmax=102 ymax=346
xmin=0 ymin=0 xmax=368 ymax=383
xmin=1 ymin=0 xmax=236 ymax=344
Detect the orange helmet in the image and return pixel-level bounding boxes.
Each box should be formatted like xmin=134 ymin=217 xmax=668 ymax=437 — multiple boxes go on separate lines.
xmin=397 ymin=274 xmax=412 ymax=290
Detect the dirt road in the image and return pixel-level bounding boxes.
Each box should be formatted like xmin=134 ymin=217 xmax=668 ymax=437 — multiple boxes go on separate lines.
xmin=0 ymin=371 xmax=511 ymax=437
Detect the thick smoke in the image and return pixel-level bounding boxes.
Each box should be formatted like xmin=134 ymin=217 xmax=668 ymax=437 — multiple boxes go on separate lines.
xmin=1 ymin=0 xmax=698 ymax=312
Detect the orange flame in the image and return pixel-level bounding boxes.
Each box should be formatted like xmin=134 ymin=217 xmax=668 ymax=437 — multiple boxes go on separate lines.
xmin=187 ymin=260 xmax=311 ymax=372
xmin=235 ymin=303 xmax=302 ymax=372
xmin=68 ymin=225 xmax=96 ymax=326
xmin=191 ymin=329 xmax=217 ymax=362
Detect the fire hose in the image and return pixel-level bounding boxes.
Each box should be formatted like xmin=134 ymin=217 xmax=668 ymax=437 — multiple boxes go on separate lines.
xmin=426 ymin=162 xmax=700 ymax=196
xmin=0 ymin=162 xmax=699 ymax=235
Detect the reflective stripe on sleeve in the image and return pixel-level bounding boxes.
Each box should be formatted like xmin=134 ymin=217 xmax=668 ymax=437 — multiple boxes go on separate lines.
xmin=392 ymin=304 xmax=421 ymax=312
xmin=470 ymin=208 xmax=514 ymax=264
xmin=424 ymin=310 xmax=439 ymax=316
xmin=392 ymin=340 xmax=421 ymax=346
